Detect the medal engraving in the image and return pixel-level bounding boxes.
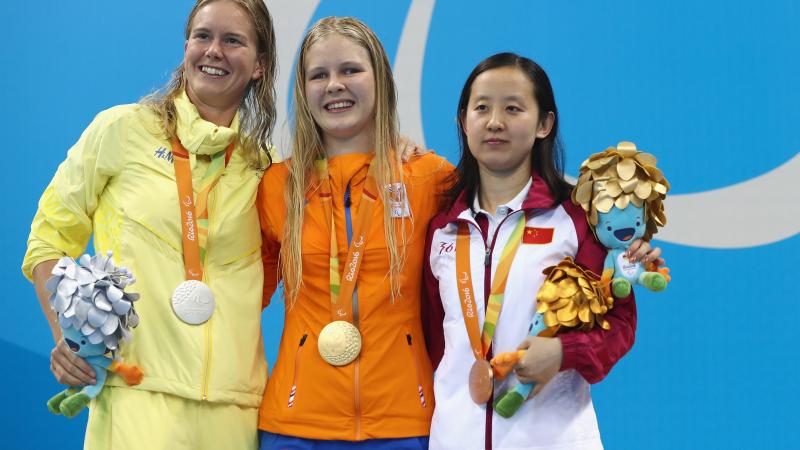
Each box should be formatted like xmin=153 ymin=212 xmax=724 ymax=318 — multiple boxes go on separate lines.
xmin=171 ymin=280 xmax=215 ymax=325
xmin=468 ymin=359 xmax=493 ymax=404
xmin=318 ymin=320 xmax=362 ymax=366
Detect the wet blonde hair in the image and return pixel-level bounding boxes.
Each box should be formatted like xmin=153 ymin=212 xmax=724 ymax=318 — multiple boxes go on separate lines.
xmin=141 ymin=0 xmax=277 ymax=168
xmin=282 ymin=16 xmax=405 ymax=305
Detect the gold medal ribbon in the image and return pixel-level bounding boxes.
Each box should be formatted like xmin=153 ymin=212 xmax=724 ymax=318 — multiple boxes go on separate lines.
xmin=455 ymin=211 xmax=528 ymax=361
xmin=172 ymin=139 xmax=234 ymax=281
xmin=315 ymin=157 xmax=380 ymax=324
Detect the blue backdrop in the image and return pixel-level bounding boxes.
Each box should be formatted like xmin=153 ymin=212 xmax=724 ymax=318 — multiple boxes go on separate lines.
xmin=4 ymin=1 xmax=798 ymax=448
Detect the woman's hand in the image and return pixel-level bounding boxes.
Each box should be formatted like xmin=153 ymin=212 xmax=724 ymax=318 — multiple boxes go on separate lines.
xmin=513 ymin=336 xmax=562 ymax=397
xmin=626 ymin=239 xmax=664 ymax=266
xmin=50 ymin=340 xmax=96 ymax=387
xmin=397 ymin=135 xmax=430 ymax=162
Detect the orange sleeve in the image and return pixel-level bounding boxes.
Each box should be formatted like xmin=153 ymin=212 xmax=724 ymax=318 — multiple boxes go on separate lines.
xmin=433 ymin=154 xmax=456 ymax=195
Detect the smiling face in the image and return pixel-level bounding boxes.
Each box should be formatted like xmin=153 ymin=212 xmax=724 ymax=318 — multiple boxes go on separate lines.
xmin=183 ymin=0 xmax=263 ymax=119
xmin=462 ymin=66 xmax=553 ymax=177
xmin=596 ymin=205 xmax=646 ymax=250
xmin=62 ymin=326 xmax=107 ymax=357
xmin=303 ymin=33 xmax=376 ymax=152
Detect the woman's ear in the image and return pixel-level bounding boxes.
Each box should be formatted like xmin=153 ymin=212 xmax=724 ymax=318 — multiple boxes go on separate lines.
xmin=251 ymin=54 xmax=267 ymax=80
xmin=536 ymin=111 xmax=555 ymax=139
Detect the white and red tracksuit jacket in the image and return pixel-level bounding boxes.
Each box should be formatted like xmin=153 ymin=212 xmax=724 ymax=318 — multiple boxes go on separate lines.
xmin=422 ymin=174 xmax=637 ymax=450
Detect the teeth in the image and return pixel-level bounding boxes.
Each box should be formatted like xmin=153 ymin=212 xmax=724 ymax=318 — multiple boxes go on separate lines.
xmin=201 ymin=66 xmax=226 ymax=76
xmin=326 ymin=101 xmax=354 ymax=110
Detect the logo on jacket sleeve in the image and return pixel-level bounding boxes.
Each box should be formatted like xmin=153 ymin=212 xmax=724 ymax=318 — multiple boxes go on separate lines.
xmin=438 ymin=241 xmax=455 ymax=255
xmin=154 ymin=147 xmax=174 ymax=163
xmin=522 ymin=227 xmax=554 ymax=244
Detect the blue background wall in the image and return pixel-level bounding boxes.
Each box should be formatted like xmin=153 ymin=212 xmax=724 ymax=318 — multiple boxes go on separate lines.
xmin=3 ymin=1 xmax=798 ymax=448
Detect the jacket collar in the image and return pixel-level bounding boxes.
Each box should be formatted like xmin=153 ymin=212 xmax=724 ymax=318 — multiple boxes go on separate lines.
xmin=441 ymin=171 xmax=557 ymax=224
xmin=175 ymin=90 xmax=239 ymax=156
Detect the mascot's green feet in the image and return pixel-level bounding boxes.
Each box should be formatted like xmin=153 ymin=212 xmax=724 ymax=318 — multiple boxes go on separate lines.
xmin=642 ymin=272 xmax=667 ymax=292
xmin=613 ymin=273 xmax=667 ymax=297
xmin=47 ymin=389 xmax=90 ymax=418
xmin=494 ymin=390 xmax=526 ymax=418
xmin=47 ymin=388 xmax=77 ymax=414
xmin=612 ymin=278 xmax=631 ymax=298
xmin=60 ymin=392 xmax=91 ymax=418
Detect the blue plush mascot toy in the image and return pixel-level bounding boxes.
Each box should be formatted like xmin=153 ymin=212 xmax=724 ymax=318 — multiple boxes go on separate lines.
xmin=45 ymin=252 xmax=143 ymax=418
xmin=573 ymin=141 xmax=671 ymax=298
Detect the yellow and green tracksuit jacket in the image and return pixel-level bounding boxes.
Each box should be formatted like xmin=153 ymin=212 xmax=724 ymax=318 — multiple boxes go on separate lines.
xmin=23 ymin=91 xmax=270 ymax=407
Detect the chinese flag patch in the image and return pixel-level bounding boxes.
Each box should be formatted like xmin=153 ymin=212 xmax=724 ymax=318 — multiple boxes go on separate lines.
xmin=522 ymin=227 xmax=554 ymax=244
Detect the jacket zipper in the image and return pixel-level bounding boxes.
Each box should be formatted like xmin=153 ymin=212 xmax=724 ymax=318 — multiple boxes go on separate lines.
xmin=288 ymin=334 xmax=308 ymax=408
xmin=354 ymin=357 xmax=362 ymax=439
xmin=406 ymin=333 xmax=427 ymax=407
xmin=201 ymin=321 xmax=213 ymax=400
xmin=483 ymin=216 xmax=495 ymax=450
xmin=201 ymin=162 xmax=215 ymax=401
xmin=345 ymin=186 xmax=363 ymax=440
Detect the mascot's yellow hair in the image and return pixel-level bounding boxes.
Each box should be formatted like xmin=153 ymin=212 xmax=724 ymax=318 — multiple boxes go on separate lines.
xmin=572 ymin=141 xmax=670 ymax=241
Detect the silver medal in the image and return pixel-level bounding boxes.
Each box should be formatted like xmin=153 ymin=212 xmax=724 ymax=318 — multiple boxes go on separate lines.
xmin=171 ymin=280 xmax=215 ymax=324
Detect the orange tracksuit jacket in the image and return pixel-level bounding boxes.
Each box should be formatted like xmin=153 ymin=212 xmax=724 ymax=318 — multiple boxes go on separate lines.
xmin=257 ymin=152 xmax=454 ymax=440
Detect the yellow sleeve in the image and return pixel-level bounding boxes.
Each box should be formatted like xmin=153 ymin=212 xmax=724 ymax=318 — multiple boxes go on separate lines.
xmin=22 ymin=108 xmax=127 ymax=281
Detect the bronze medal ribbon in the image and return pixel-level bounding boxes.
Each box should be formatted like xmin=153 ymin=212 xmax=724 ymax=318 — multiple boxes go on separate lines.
xmin=455 ymin=211 xmax=529 ymax=360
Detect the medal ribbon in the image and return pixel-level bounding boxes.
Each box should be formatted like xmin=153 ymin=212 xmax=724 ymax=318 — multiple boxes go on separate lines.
xmin=172 ymin=138 xmax=234 ymax=281
xmin=455 ymin=211 xmax=528 ymax=360
xmin=315 ymin=157 xmax=380 ymax=323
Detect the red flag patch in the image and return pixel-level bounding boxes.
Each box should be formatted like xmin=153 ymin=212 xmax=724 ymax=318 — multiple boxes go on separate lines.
xmin=522 ymin=227 xmax=554 ymax=244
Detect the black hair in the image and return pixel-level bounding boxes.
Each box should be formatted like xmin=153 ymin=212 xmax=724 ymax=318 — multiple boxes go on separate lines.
xmin=445 ymin=52 xmax=572 ymax=210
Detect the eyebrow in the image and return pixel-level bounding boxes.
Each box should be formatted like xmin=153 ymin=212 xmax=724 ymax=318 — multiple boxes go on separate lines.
xmin=337 ymin=60 xmax=365 ymax=67
xmin=472 ymin=94 xmax=527 ymax=103
xmin=306 ymin=60 xmax=366 ymax=71
xmin=191 ymin=27 xmax=249 ymax=41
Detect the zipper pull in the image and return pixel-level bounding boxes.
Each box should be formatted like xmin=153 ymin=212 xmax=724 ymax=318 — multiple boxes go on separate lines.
xmin=299 ymin=334 xmax=308 ymax=346
xmin=484 ymin=248 xmax=491 ymax=266
xmin=406 ymin=334 xmax=412 ymax=345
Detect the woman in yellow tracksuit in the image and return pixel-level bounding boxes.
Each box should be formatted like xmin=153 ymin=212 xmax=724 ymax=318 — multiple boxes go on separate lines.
xmin=22 ymin=1 xmax=277 ymax=448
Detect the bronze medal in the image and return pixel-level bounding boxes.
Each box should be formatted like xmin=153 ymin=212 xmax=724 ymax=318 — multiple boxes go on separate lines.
xmin=468 ymin=358 xmax=493 ymax=404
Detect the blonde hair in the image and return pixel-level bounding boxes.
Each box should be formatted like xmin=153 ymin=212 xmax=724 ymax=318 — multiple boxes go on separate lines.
xmin=282 ymin=16 xmax=405 ymax=305
xmin=141 ymin=0 xmax=277 ymax=169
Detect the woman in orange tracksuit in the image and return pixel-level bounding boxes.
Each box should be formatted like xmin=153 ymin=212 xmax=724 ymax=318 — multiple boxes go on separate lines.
xmin=256 ymin=17 xmax=453 ymax=449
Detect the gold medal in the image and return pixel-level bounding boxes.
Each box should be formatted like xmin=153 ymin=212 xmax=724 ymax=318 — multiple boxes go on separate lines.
xmin=468 ymin=359 xmax=493 ymax=404
xmin=317 ymin=320 xmax=362 ymax=366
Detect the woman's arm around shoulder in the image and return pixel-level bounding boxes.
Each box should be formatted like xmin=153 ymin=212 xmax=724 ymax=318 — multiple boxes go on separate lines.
xmin=256 ymin=161 xmax=290 ymax=308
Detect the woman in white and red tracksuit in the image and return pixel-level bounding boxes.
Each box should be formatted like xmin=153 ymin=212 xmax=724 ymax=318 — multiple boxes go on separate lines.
xmin=421 ymin=52 xmax=660 ymax=450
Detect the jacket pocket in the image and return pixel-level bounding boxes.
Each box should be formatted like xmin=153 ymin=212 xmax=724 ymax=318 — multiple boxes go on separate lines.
xmin=403 ymin=327 xmax=428 ymax=408
xmin=287 ymin=333 xmax=308 ymax=409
